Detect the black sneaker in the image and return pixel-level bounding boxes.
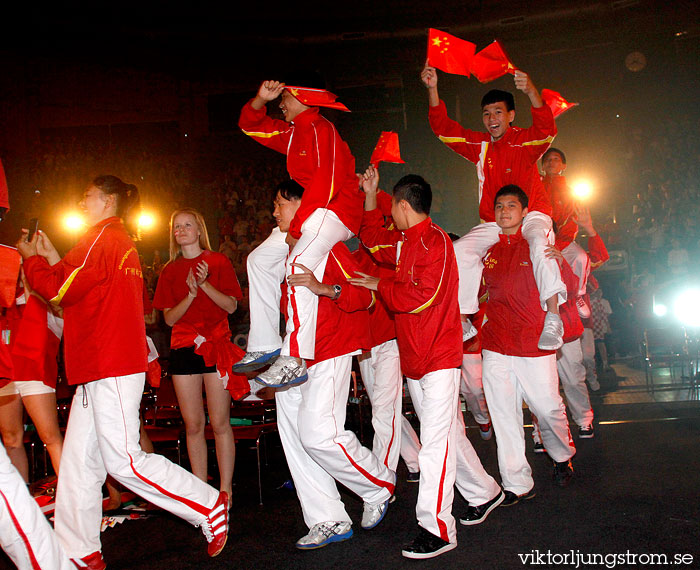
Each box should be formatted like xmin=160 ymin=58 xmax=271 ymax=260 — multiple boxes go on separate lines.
xmin=401 ymin=527 xmax=457 ymax=559
xmin=406 ymin=471 xmax=420 ymax=483
xmin=459 ymin=490 xmax=504 ymax=525
xmin=533 ymin=442 xmax=546 ymax=454
xmin=500 ymin=488 xmax=536 ymax=507
xmin=553 ymin=460 xmax=574 ymax=488
xmin=578 ymin=425 xmax=594 ymax=439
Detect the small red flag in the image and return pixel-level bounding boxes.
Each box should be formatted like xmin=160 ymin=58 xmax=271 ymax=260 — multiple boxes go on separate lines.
xmin=541 ymin=89 xmax=579 ymax=118
xmin=427 ymin=28 xmax=476 ymax=77
xmin=0 ymin=246 xmax=20 ymax=308
xmin=370 ymin=132 xmax=405 ymax=167
xmin=470 ymin=40 xmax=517 ymax=83
xmin=285 ymin=86 xmax=350 ymax=112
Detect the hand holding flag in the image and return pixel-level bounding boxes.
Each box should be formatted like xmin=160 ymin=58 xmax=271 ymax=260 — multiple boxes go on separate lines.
xmin=426 ymin=29 xmax=476 ymax=77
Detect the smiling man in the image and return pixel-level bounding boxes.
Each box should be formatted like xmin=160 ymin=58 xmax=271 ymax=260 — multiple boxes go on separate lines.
xmin=421 ymin=62 xmax=565 ymax=352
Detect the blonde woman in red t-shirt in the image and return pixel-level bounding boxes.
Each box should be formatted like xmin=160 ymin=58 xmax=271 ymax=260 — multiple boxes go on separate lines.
xmin=154 ymin=208 xmax=244 ymax=503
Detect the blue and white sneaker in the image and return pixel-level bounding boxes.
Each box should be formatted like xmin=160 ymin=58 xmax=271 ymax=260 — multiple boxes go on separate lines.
xmin=254 ymin=355 xmax=308 ymax=388
xmin=295 ymin=521 xmax=353 ymax=550
xmin=233 ymin=349 xmax=281 ymax=373
xmin=361 ymin=498 xmax=389 ymax=530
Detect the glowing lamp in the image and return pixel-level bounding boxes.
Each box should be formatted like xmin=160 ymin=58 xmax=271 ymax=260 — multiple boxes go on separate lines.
xmin=572 ymin=180 xmax=593 ymax=201
xmin=64 ymin=213 xmax=85 ymax=231
xmin=138 ymin=212 xmax=156 ymax=231
xmin=673 ymin=288 xmax=700 ymax=328
xmin=653 ymin=303 xmax=668 ymax=318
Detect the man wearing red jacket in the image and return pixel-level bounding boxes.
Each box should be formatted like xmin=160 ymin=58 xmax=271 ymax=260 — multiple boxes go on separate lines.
xmin=421 ymin=63 xmax=565 ymax=352
xmin=238 ymin=76 xmax=363 ymax=388
xmin=353 ymin=170 xmax=502 ymax=560
xmin=272 ymin=190 xmax=395 ymax=550
xmin=480 ymin=185 xmax=576 ymax=505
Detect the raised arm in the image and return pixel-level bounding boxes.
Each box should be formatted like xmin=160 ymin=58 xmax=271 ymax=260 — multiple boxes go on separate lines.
xmin=421 ymin=59 xmax=440 ymax=108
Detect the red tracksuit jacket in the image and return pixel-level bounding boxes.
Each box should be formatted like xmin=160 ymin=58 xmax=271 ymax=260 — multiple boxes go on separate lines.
xmin=481 ymin=228 xmax=555 ymax=357
xmin=429 ymin=100 xmax=555 ymax=222
xmin=239 ymin=101 xmax=364 ymax=239
xmin=359 ymin=209 xmax=462 ymax=379
xmin=23 ymin=217 xmax=147 ymax=385
xmin=543 ymin=174 xmax=578 ymax=244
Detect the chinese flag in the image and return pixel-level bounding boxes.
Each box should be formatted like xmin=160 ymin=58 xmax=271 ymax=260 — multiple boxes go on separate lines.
xmin=427 ymin=28 xmax=476 ymax=77
xmin=285 ymin=86 xmax=350 ymax=112
xmin=370 ymin=132 xmax=405 ymax=167
xmin=0 ymin=246 xmax=20 ymax=308
xmin=470 ymin=40 xmax=517 ymax=83
xmin=542 ymin=89 xmax=579 ymax=118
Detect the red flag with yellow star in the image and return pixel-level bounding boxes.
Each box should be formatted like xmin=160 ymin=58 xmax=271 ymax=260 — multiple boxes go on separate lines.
xmin=370 ymin=132 xmax=405 ymax=167
xmin=427 ymin=29 xmax=476 ymax=77
xmin=541 ymin=89 xmax=579 ymax=118
xmin=470 ymin=40 xmax=517 ymax=83
xmin=285 ymin=86 xmax=350 ymax=112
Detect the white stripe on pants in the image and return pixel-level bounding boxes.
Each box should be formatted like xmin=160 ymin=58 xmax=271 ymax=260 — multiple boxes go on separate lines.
xmin=460 ymin=353 xmax=491 ymax=425
xmin=275 ymin=354 xmax=395 ymax=529
xmin=557 ymin=340 xmax=594 ymax=428
xmin=482 ymin=350 xmax=575 ymax=495
xmin=562 ymin=241 xmax=591 ymax=298
xmin=357 ymin=339 xmax=403 ymax=471
xmin=55 ymin=374 xmax=219 ymax=559
xmin=283 ymin=209 xmax=354 ymax=360
xmin=407 ymin=368 xmax=500 ymax=543
xmin=453 ymin=212 xmax=566 ymax=314
xmin=246 ymin=227 xmax=288 ymax=352
xmin=0 ymin=443 xmax=72 ymax=569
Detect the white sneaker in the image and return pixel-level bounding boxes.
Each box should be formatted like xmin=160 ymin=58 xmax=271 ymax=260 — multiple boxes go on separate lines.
xmin=587 ymin=377 xmax=600 ymax=391
xmin=538 ymin=312 xmax=564 ymax=351
xmin=295 ymin=521 xmax=353 ymax=550
xmin=254 ymin=356 xmax=308 ymax=388
xmin=462 ymin=317 xmax=477 ymax=341
xmin=576 ymin=296 xmax=591 ymax=319
xmin=361 ymin=498 xmax=389 ymax=530
xmin=233 ymin=349 xmax=280 ymax=373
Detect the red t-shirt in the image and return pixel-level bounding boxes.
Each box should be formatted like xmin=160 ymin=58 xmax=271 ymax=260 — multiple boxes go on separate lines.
xmin=153 ymin=250 xmax=242 ymax=343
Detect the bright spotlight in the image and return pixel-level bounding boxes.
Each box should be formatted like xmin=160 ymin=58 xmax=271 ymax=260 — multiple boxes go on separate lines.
xmin=572 ymin=180 xmax=593 ymax=201
xmin=653 ymin=303 xmax=668 ymax=317
xmin=138 ymin=212 xmax=156 ymax=231
xmin=64 ymin=213 xmax=85 ymax=231
xmin=673 ymin=288 xmax=700 ymax=328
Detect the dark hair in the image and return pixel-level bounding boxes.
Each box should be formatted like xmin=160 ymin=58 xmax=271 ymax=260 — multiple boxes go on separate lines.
xmin=542 ymin=147 xmax=566 ymax=164
xmin=494 ymin=184 xmax=528 ymax=209
xmin=92 ymin=175 xmax=140 ymax=233
xmin=275 ymin=179 xmax=304 ymax=201
xmin=392 ymin=174 xmax=432 ymax=215
xmin=481 ymin=89 xmax=515 ymax=112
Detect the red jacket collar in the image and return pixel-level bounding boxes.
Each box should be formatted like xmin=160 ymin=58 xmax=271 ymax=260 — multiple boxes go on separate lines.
xmin=292 ymin=106 xmax=321 ymax=127
xmin=498 ymin=226 xmax=523 ymax=243
xmin=91 ymin=216 xmax=121 ymax=230
xmin=402 ymin=217 xmax=432 ymax=240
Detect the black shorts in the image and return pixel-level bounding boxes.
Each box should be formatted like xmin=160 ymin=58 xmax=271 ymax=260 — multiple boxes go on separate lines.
xmin=168 ymin=346 xmax=217 ymax=375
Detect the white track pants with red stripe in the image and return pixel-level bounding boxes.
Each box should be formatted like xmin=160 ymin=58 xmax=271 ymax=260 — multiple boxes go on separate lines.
xmin=482 ymin=351 xmax=575 ymax=495
xmin=562 ymin=241 xmax=591 ymax=298
xmin=246 ymin=227 xmax=289 ymax=352
xmin=283 ymin=209 xmax=353 ymax=360
xmin=557 ymin=339 xmax=594 ymax=428
xmin=54 ymin=373 xmax=219 ymax=559
xmin=460 ymin=354 xmax=491 ymax=425
xmin=0 ymin=443 xmax=72 ymax=570
xmin=275 ymin=354 xmax=395 ymax=529
xmin=357 ymin=339 xmax=403 ymax=472
xmin=400 ymin=416 xmax=421 ymax=474
xmin=453 ymin=212 xmax=566 ymax=314
xmin=406 ymin=368 xmax=500 ymax=544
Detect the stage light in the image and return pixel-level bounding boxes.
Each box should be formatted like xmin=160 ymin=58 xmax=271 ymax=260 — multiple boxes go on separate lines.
xmin=572 ymin=180 xmax=593 ymax=201
xmin=138 ymin=212 xmax=156 ymax=231
xmin=673 ymin=288 xmax=700 ymax=328
xmin=63 ymin=213 xmax=85 ymax=231
xmin=653 ymin=303 xmax=668 ymax=317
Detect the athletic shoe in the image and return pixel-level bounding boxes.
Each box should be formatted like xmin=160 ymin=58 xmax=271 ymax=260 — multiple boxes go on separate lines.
xmin=462 ymin=318 xmax=477 ymax=341
xmin=533 ymin=442 xmax=547 ymax=454
xmin=578 ymin=425 xmax=595 ymax=439
xmin=71 ymin=551 xmax=106 ymax=570
xmin=295 ymin=521 xmax=353 ymax=550
xmin=254 ymin=356 xmax=308 ymax=388
xmin=587 ymin=377 xmax=601 ymax=391
xmin=361 ymin=498 xmax=389 ymax=530
xmin=553 ymin=460 xmax=574 ymax=488
xmin=402 ymin=527 xmax=457 ymax=559
xmin=459 ymin=490 xmax=504 ymax=525
xmin=500 ymin=488 xmax=536 ymax=507
xmin=406 ymin=471 xmax=420 ymax=483
xmin=478 ymin=422 xmax=493 ymax=440
xmin=576 ymin=296 xmax=591 ymax=319
xmin=537 ymin=313 xmax=564 ymax=351
xmin=233 ymin=349 xmax=281 ymax=373
xmin=200 ymin=491 xmax=229 ymax=557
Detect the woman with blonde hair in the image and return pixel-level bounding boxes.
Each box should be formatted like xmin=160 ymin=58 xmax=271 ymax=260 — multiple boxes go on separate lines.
xmin=154 ymin=208 xmax=247 ymax=504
